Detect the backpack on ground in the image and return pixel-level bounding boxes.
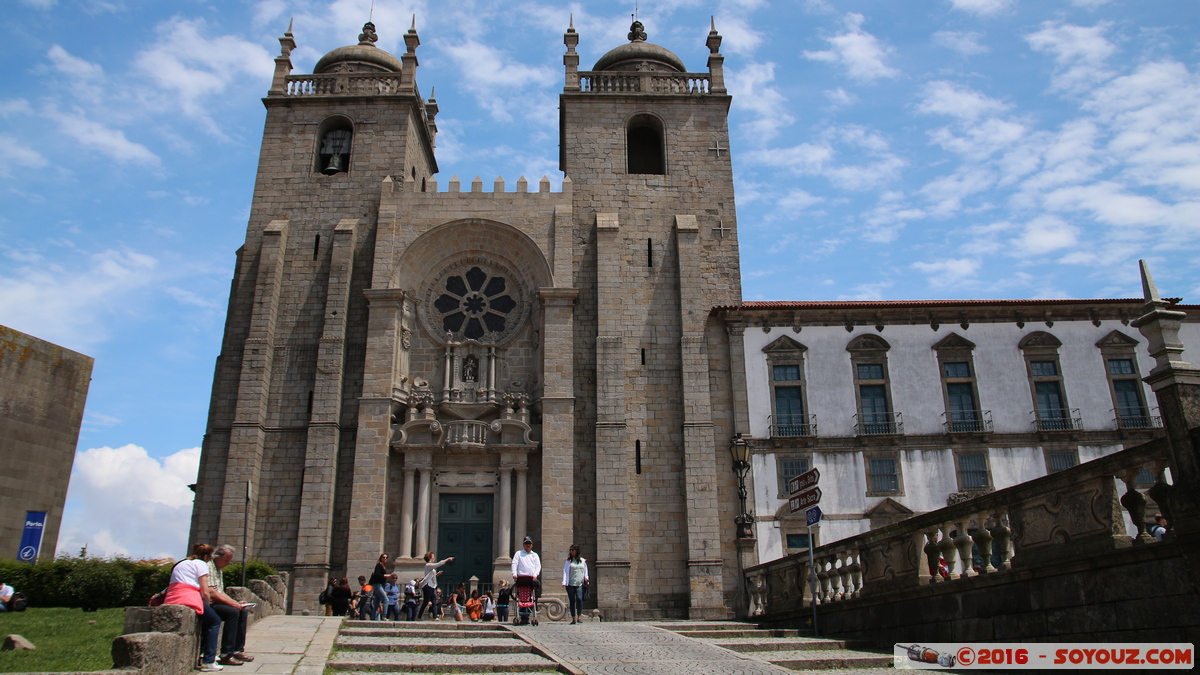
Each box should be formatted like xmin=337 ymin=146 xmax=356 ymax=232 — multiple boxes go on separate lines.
xmin=10 ymin=592 xmax=28 ymax=612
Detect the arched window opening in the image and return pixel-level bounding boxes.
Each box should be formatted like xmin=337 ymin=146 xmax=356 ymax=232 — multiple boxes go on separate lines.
xmin=316 ymin=117 xmax=353 ymax=175
xmin=627 ymin=115 xmax=665 ymax=175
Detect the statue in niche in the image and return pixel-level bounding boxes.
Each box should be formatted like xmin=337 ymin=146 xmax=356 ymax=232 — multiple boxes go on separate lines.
xmin=462 ymin=355 xmax=478 ymax=383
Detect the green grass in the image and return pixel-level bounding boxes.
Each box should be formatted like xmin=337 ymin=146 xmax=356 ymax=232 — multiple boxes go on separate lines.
xmin=0 ymin=607 xmax=124 ymax=673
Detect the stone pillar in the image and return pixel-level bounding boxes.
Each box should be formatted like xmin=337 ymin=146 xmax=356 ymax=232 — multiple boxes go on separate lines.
xmin=497 ymin=465 xmax=513 ymax=561
xmin=415 ymin=465 xmax=432 ymax=557
xmin=514 ymin=467 xmax=528 ymax=551
xmin=293 ymin=219 xmax=357 ymax=612
xmin=674 ymin=214 xmax=728 ymax=619
xmin=346 ymin=285 xmax=407 ymax=579
xmin=399 ymin=466 xmax=416 ymax=559
xmin=540 ymin=287 xmax=578 ymax=606
xmin=216 ymin=219 xmax=288 ymax=559
xmin=593 ymin=212 xmax=632 ymax=619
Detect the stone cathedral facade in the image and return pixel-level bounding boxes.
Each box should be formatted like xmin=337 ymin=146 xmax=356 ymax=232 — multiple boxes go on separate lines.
xmin=190 ymin=19 xmax=745 ymax=619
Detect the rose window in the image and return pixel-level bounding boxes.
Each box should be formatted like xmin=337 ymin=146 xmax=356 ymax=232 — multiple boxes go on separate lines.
xmin=433 ymin=266 xmax=517 ymax=340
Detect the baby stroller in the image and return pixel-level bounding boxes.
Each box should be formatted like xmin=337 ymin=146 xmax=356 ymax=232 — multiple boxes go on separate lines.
xmin=514 ymin=575 xmax=539 ymax=626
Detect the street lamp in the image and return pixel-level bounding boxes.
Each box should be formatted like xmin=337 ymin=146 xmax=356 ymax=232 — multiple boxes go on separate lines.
xmin=729 ymin=433 xmax=754 ymax=539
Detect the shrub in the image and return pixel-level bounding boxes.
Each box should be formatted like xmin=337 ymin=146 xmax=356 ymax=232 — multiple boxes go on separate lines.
xmin=64 ymin=560 xmax=135 ymax=610
xmin=221 ymin=558 xmax=277 ymax=589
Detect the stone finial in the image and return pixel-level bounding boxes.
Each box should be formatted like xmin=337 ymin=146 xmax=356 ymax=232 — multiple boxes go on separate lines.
xmin=471 ymin=176 xmax=483 ymax=192
xmin=628 ymin=20 xmax=647 ymax=42
xmin=539 ymin=175 xmax=551 ymax=194
xmin=516 ymin=176 xmax=528 ymax=193
xmin=707 ymin=16 xmax=723 ymax=54
xmin=358 ymin=21 xmax=379 ymax=46
xmin=568 ymin=13 xmax=575 ymax=33
xmin=1140 ymin=259 xmax=1164 ymax=307
xmin=286 ymin=17 xmax=294 ymax=37
xmin=1131 ymin=259 xmax=1196 ymax=379
xmin=404 ymin=15 xmax=420 ymax=53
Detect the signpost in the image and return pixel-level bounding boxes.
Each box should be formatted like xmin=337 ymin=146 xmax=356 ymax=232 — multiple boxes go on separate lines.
xmin=786 ymin=467 xmax=820 ymax=495
xmin=787 ymin=469 xmax=823 ymax=636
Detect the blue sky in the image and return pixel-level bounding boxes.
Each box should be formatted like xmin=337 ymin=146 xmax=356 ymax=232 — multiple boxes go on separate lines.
xmin=1 ymin=0 xmax=1196 ymax=558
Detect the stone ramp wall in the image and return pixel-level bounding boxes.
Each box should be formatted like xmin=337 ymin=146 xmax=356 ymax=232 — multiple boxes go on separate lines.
xmin=112 ymin=573 xmax=289 ymax=674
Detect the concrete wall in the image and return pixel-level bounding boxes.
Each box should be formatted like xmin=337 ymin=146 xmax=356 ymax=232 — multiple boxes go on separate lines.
xmin=0 ymin=324 xmax=92 ymax=560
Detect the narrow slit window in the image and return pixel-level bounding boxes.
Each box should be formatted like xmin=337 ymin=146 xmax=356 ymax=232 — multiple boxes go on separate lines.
xmin=641 ymin=348 xmax=646 ymax=365
xmin=635 ymin=439 xmax=642 ymax=475
xmin=647 ymin=238 xmax=653 ymax=267
xmin=316 ymin=117 xmax=354 ymax=175
xmin=313 ymin=235 xmax=320 ymax=261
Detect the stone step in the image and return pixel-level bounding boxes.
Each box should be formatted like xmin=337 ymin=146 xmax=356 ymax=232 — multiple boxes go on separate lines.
xmin=336 ymin=636 xmax=534 ymax=654
xmin=344 ymin=620 xmax=508 ymax=631
xmin=341 ymin=627 xmax=512 ymax=640
xmin=327 ymin=651 xmax=559 ymax=673
xmin=673 ymin=629 xmax=809 ymax=639
xmin=712 ymin=638 xmax=860 ymax=652
xmin=651 ymin=621 xmax=763 ymax=631
xmin=765 ymin=649 xmax=894 ymax=671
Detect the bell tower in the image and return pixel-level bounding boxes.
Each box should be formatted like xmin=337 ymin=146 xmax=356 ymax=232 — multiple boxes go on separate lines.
xmin=562 ymin=19 xmax=742 ymax=619
xmin=190 ymin=19 xmax=440 ymax=606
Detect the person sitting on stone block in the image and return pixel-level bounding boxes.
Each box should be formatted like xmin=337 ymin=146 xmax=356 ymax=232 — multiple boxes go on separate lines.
xmin=207 ymin=545 xmax=256 ymax=666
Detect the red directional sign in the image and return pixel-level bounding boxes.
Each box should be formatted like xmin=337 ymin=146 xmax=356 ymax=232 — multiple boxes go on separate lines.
xmin=789 ymin=486 xmax=822 ymax=513
xmin=787 ymin=467 xmax=821 ymax=495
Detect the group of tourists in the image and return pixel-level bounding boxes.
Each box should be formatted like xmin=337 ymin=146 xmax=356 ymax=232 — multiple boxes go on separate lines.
xmin=162 ymin=543 xmax=256 ymax=672
xmin=317 ymin=538 xmax=590 ymax=625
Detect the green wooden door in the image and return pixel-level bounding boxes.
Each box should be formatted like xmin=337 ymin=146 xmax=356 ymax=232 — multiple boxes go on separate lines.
xmin=436 ymin=494 xmax=494 ymax=589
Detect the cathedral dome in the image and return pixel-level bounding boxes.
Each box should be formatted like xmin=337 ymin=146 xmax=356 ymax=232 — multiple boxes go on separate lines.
xmin=313 ymin=22 xmax=403 ymax=74
xmin=592 ymin=21 xmax=686 ymax=73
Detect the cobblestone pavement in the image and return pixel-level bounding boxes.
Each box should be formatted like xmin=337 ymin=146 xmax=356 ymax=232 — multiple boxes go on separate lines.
xmin=239 ymin=614 xmax=342 ymax=675
xmin=514 ymin=622 xmax=797 ymax=675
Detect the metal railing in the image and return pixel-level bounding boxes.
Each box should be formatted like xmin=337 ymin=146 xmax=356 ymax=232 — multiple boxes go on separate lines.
xmin=1031 ymin=408 xmax=1082 ymax=431
xmin=854 ymin=411 xmax=903 ymax=435
xmin=769 ymin=414 xmax=818 ymax=438
xmin=1113 ymin=407 xmax=1162 ymax=430
xmin=941 ymin=410 xmax=994 ymax=434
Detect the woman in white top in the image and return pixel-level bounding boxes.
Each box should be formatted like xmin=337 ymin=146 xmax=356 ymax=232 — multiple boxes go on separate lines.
xmin=163 ymin=544 xmax=224 ymax=671
xmin=561 ymin=543 xmax=589 ymax=625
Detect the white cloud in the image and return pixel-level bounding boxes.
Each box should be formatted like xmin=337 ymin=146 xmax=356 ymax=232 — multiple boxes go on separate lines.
xmin=712 ymin=13 xmax=763 ymax=55
xmin=932 ymin=30 xmax=989 ymax=56
xmin=778 ymin=189 xmax=825 ymax=214
xmin=804 ymin=13 xmax=899 ymax=82
xmin=0 ymin=134 xmax=49 ymax=176
xmin=730 ymin=62 xmax=795 ymax=141
xmin=948 ymin=0 xmax=1013 ymax=16
xmin=47 ymin=45 xmax=104 ymax=80
xmin=58 ymin=445 xmax=199 ymax=559
xmin=913 ymin=258 xmax=981 ymax=288
xmin=442 ymin=40 xmax=557 ymax=123
xmin=19 ymin=0 xmax=56 ymax=8
xmin=44 ymin=106 xmax=160 ymax=166
xmin=1026 ymin=21 xmax=1116 ymax=93
xmin=824 ymin=87 xmax=857 ymax=107
xmin=1070 ymin=0 xmax=1112 ymax=7
xmin=839 ymin=280 xmax=893 ymax=301
xmin=1014 ymin=215 xmax=1080 ymax=256
xmin=917 ymin=81 xmax=1009 ymax=120
xmin=744 ymin=143 xmax=834 ymax=175
xmin=0 ymin=99 xmax=34 ymax=117
xmin=133 ymin=18 xmax=275 ymax=135
xmin=0 ymin=247 xmax=158 ymax=351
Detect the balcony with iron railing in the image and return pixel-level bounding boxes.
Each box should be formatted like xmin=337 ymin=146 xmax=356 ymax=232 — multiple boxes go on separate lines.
xmin=1113 ymin=407 xmax=1163 ymax=430
xmin=443 ymin=420 xmax=490 ymax=449
xmin=1031 ymin=408 xmax=1082 ymax=431
xmin=769 ymin=414 xmax=818 ymax=438
xmin=941 ymin=410 xmax=994 ymax=434
xmin=854 ymin=411 xmax=903 ymax=436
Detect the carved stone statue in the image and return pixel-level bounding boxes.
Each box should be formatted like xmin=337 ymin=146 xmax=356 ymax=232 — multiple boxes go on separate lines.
xmin=462 ymin=355 xmax=478 ymax=382
xmin=359 ymin=22 xmax=379 ymax=45
xmin=628 ymin=20 xmax=647 ymax=42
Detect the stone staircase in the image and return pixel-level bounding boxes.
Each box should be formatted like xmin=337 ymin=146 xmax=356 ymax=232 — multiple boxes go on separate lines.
xmin=654 ymin=621 xmax=895 ymax=673
xmin=327 ymin=620 xmax=562 ymax=673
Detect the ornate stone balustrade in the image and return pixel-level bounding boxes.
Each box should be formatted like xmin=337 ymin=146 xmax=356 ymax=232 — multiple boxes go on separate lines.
xmin=443 ymin=419 xmax=490 ymax=449
xmin=284 ymin=73 xmax=409 ymax=96
xmin=576 ymin=71 xmax=711 ymax=94
xmin=745 ymin=437 xmax=1172 ymax=619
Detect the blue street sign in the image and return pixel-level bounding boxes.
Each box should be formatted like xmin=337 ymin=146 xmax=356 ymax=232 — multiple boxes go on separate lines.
xmin=806 ymin=505 xmax=822 ymax=527
xmin=17 ymin=511 xmax=47 ymax=562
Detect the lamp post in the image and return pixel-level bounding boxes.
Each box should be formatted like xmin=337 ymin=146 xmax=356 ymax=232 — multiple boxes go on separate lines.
xmin=729 ymin=433 xmax=754 ymax=539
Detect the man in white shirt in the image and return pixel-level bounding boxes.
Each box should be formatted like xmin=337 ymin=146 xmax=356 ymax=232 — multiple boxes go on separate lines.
xmin=208 ymin=545 xmax=255 ymax=666
xmin=510 ymin=536 xmax=542 ymax=624
xmin=0 ymin=579 xmax=13 ymax=612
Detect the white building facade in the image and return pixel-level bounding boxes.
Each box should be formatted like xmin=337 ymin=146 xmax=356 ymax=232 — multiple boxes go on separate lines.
xmin=721 ymin=299 xmax=1199 ymax=564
